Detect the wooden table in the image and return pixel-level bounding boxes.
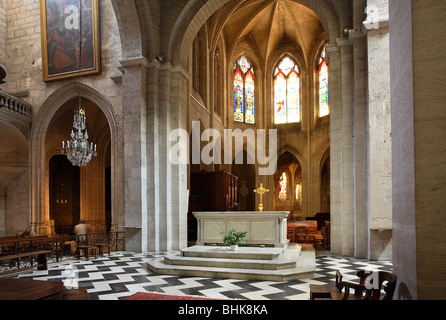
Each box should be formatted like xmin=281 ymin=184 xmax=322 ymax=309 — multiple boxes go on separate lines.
xmin=0 ymin=278 xmax=64 ymax=300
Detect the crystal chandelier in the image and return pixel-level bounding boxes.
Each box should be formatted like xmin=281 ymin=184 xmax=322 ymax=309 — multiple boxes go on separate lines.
xmin=61 ymin=0 xmax=96 ymax=167
xmin=62 ymin=105 xmax=97 ymax=167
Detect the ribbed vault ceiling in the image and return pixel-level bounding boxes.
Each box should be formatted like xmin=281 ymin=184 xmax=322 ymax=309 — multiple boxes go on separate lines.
xmin=215 ymin=0 xmax=325 ymax=63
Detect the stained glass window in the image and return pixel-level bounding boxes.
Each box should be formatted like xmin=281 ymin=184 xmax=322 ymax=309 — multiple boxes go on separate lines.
xmin=274 ymin=56 xmax=300 ymax=124
xmin=233 ymin=56 xmax=255 ymax=124
xmin=319 ymin=48 xmax=329 ymax=117
xmin=279 ymin=172 xmax=287 ymax=200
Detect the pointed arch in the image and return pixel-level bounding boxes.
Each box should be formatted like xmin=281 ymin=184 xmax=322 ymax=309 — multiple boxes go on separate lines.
xmin=318 ymin=45 xmax=329 ymax=117
xmin=233 ymin=56 xmax=255 ymax=124
xmin=274 ymin=55 xmax=301 ymax=124
xmin=29 ymin=82 xmax=122 ymax=235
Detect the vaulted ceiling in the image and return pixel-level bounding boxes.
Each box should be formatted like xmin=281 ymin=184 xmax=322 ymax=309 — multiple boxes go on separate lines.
xmin=209 ymin=0 xmax=326 ymax=64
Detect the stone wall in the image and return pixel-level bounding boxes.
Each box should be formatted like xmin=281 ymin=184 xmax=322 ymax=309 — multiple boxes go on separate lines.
xmin=0 ymin=0 xmax=6 ymax=67
xmin=2 ymin=0 xmax=122 ymax=111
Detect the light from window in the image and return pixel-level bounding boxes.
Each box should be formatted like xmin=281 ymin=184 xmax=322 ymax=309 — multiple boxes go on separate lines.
xmin=274 ymin=56 xmax=300 ymax=124
xmin=234 ymin=56 xmax=255 ymax=124
xmin=279 ymin=172 xmax=287 ymax=201
xmin=319 ymin=49 xmax=329 ymax=117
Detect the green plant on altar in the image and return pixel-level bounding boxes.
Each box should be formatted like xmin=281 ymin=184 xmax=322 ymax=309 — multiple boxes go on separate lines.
xmin=220 ymin=229 xmax=248 ymax=246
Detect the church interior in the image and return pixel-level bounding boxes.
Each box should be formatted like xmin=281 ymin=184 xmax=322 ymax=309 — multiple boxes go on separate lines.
xmin=0 ymin=0 xmax=445 ymax=301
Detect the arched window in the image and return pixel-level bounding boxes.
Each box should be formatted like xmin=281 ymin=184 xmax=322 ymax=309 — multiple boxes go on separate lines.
xmin=318 ymin=48 xmax=329 ymax=117
xmin=233 ymin=56 xmax=255 ymax=124
xmin=274 ymin=56 xmax=300 ymax=124
xmin=279 ymin=172 xmax=287 ymax=200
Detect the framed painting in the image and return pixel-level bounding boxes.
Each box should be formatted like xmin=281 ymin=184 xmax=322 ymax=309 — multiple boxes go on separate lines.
xmin=40 ymin=0 xmax=101 ymax=82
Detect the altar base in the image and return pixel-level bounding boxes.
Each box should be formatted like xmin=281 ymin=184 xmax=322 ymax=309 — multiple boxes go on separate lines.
xmin=146 ymin=244 xmax=315 ymax=282
xmin=193 ymin=211 xmax=289 ymax=248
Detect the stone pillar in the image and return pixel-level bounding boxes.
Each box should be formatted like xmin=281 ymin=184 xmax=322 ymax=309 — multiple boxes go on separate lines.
xmin=168 ymin=66 xmax=189 ymax=250
xmin=339 ymin=39 xmax=355 ymax=258
xmin=0 ymin=186 xmax=5 ymax=237
xmin=328 ymin=37 xmax=356 ymax=257
xmin=145 ymin=60 xmax=189 ymax=252
xmin=120 ymin=57 xmax=148 ymax=252
xmin=349 ymin=28 xmax=369 ymax=259
xmin=145 ymin=60 xmax=161 ymax=252
xmin=364 ymin=0 xmax=392 ymax=261
xmin=0 ymin=0 xmax=6 ymax=66
xmin=390 ymin=0 xmax=446 ymax=300
xmin=326 ymin=44 xmax=343 ymax=255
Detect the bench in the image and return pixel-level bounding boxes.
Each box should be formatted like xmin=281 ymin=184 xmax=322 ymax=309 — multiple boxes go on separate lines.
xmin=0 ymin=250 xmax=51 ymax=271
xmin=76 ymin=245 xmax=97 ymax=260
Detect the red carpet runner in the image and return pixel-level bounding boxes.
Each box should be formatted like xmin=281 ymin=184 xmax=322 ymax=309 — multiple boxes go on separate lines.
xmin=124 ymin=292 xmax=220 ymax=300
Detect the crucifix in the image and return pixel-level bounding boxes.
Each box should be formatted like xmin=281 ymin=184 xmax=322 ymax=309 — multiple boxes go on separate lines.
xmin=254 ymin=183 xmax=269 ymax=212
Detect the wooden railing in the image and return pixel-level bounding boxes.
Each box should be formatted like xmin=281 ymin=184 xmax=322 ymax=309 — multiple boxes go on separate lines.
xmin=0 ymin=232 xmax=125 ymax=274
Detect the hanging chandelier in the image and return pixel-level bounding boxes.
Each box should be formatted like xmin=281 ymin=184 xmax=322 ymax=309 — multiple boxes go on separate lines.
xmin=61 ymin=0 xmax=96 ymax=167
xmin=62 ymin=104 xmax=97 ymax=167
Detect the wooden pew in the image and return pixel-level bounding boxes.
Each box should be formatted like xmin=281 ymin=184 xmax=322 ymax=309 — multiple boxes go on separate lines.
xmin=0 ymin=250 xmax=51 ymax=273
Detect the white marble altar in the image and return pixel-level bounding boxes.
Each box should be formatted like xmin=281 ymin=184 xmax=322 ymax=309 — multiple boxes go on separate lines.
xmin=193 ymin=211 xmax=290 ymax=247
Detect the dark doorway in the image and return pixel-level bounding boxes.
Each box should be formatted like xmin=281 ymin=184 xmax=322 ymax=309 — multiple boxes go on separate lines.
xmin=49 ymin=155 xmax=80 ymax=235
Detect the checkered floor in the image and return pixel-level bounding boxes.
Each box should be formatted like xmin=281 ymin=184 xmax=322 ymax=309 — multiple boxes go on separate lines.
xmin=13 ymin=250 xmax=393 ymax=300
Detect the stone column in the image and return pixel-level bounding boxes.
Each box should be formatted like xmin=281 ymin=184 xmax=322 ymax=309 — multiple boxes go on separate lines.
xmin=145 ymin=60 xmax=189 ymax=252
xmin=349 ymin=28 xmax=369 ymax=259
xmin=0 ymin=186 xmax=5 ymax=237
xmin=364 ymin=0 xmax=393 ymax=261
xmin=120 ymin=57 xmax=148 ymax=252
xmin=326 ymin=44 xmax=343 ymax=255
xmin=0 ymin=0 xmax=6 ymax=67
xmin=145 ymin=60 xmax=161 ymax=252
xmin=328 ymin=37 xmax=356 ymax=257
xmin=339 ymin=38 xmax=355 ymax=258
xmin=168 ymin=66 xmax=189 ymax=250
xmin=390 ymin=0 xmax=446 ymax=300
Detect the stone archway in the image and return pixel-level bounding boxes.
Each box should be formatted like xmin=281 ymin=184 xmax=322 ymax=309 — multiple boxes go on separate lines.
xmin=0 ymin=121 xmax=30 ymax=236
xmin=165 ymin=0 xmax=342 ymax=252
xmin=30 ymin=83 xmax=121 ymax=235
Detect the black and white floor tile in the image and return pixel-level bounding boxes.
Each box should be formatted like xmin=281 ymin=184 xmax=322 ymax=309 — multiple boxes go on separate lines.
xmin=14 ymin=251 xmax=393 ymax=300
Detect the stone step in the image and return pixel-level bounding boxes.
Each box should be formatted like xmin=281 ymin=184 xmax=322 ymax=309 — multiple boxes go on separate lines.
xmin=180 ymin=245 xmax=285 ymax=260
xmin=146 ymin=245 xmax=316 ymax=282
xmin=164 ymin=248 xmax=300 ymax=270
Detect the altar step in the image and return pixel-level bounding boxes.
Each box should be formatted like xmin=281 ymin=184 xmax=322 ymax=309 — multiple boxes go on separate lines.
xmin=146 ymin=244 xmax=315 ymax=282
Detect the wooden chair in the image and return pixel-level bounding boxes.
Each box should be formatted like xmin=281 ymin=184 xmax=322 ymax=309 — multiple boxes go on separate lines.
xmin=75 ymin=245 xmax=98 ymax=260
xmin=287 ymin=226 xmax=295 ymax=243
xmin=295 ymin=226 xmax=308 ymax=243
xmin=324 ymin=221 xmax=331 ymax=249
xmin=321 ymin=226 xmax=327 ymax=248
xmin=331 ymin=270 xmax=374 ymax=300
xmin=367 ymin=271 xmax=398 ymax=300
xmin=310 ymin=269 xmax=343 ymax=300
xmin=397 ymin=281 xmax=412 ymax=300
xmin=307 ymin=228 xmax=324 ymax=249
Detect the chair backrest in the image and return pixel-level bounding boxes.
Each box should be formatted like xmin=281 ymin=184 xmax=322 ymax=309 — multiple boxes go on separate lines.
xmin=367 ymin=271 xmax=398 ymax=300
xmin=335 ymin=270 xmax=343 ymax=287
xmin=296 ymin=226 xmax=307 ymax=234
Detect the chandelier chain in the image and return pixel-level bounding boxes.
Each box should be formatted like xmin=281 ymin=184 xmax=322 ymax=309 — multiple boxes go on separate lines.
xmin=61 ymin=0 xmax=97 ymax=167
